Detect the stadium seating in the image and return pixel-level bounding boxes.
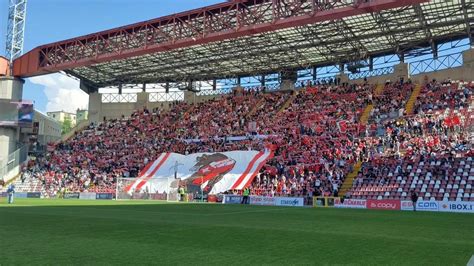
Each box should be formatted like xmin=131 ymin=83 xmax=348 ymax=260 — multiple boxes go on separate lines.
xmin=14 ymin=80 xmax=473 ymax=201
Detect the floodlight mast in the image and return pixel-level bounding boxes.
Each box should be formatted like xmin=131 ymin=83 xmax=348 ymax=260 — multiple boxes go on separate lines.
xmin=5 ymin=0 xmax=27 ymax=63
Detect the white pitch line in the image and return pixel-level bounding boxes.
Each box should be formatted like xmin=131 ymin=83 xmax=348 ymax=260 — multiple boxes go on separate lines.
xmin=467 ymin=255 xmax=474 ymax=266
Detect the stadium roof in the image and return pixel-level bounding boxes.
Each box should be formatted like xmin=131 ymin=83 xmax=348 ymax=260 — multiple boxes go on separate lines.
xmin=13 ymin=0 xmax=474 ymax=91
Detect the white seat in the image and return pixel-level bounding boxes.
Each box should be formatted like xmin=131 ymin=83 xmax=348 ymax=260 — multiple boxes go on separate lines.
xmin=453 ymin=184 xmax=459 ymax=189
xmin=439 ymin=188 xmax=444 ymax=193
xmin=429 ymin=180 xmax=435 ymax=185
xmin=384 ymin=192 xmax=390 ymax=196
xmin=447 ymin=184 xmax=452 ymax=189
xmin=397 ymin=176 xmax=402 ymax=181
xmin=377 ymin=195 xmax=383 ymax=200
xmin=444 ymin=193 xmax=449 ymax=198
xmin=397 ymin=188 xmax=402 ymax=192
xmin=459 ymin=189 xmax=464 ymax=193
xmin=460 ymin=161 xmax=465 ymax=165
xmin=430 ymin=197 xmax=436 ymax=201
xmin=464 ymin=193 xmax=470 ymax=198
xmin=388 ymin=172 xmax=393 ymax=177
xmin=461 ymin=180 xmax=467 ymax=185
xmin=401 ymin=180 xmax=406 ymax=185
xmin=434 ymin=184 xmax=440 ymax=189
xmin=458 ymin=169 xmax=463 ymax=173
xmin=407 ymin=165 xmax=412 ymax=170
xmin=417 ymin=169 xmax=422 ymax=173
xmin=425 ymin=192 xmax=431 ymax=197
xmin=456 ymin=176 xmax=461 ymax=181
xmin=463 ymin=172 xmax=468 ymax=177
xmin=402 ymin=192 xmax=407 ymax=197
xmin=420 ymin=162 xmax=424 ymax=166
xmin=467 ymin=184 xmax=472 ymax=189
xmin=421 ymin=188 xmax=426 ymax=193
xmin=418 ymin=180 xmax=423 ymax=184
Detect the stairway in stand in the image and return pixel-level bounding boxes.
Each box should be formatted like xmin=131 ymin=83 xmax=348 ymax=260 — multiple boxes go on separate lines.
xmin=246 ymin=97 xmax=266 ymax=118
xmin=339 ymin=161 xmax=362 ymax=197
xmin=359 ymin=84 xmax=384 ymax=125
xmin=277 ymin=91 xmax=298 ymax=114
xmin=339 ymin=84 xmax=384 ymax=197
xmin=405 ymin=84 xmax=422 ymax=115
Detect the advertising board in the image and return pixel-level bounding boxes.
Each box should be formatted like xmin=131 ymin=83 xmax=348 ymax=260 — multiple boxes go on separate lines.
xmin=223 ymin=195 xmax=243 ymax=204
xmin=275 ymin=197 xmax=304 ymax=207
xmin=439 ymin=201 xmax=474 ymax=213
xmin=367 ymin=199 xmax=400 ymax=210
xmin=250 ymin=196 xmax=276 ymax=206
xmin=334 ymin=198 xmax=367 ymax=209
xmin=401 ymin=201 xmax=439 ymax=211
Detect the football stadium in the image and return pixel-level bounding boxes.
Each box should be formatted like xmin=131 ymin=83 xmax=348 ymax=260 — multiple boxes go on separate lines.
xmin=0 ymin=0 xmax=473 ymax=264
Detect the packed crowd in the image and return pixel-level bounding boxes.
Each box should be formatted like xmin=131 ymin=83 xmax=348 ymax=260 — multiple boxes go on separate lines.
xmin=17 ymin=79 xmax=474 ymax=200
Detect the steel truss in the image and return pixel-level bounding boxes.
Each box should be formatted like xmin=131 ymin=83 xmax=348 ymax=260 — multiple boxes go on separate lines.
xmin=12 ymin=0 xmax=474 ymax=90
xmin=5 ymin=0 xmax=27 ymax=62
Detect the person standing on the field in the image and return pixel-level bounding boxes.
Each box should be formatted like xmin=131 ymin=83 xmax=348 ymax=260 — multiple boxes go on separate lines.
xmin=241 ymin=187 xmax=250 ymax=204
xmin=179 ymin=186 xmax=185 ymax=202
xmin=7 ymin=184 xmax=15 ymax=204
xmin=410 ymin=190 xmax=418 ymax=211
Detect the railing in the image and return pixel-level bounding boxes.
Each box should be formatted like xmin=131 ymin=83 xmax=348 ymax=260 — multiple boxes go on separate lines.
xmin=348 ymin=66 xmax=394 ymax=80
xmin=409 ymin=53 xmax=463 ymax=75
xmin=101 ymin=93 xmax=138 ymax=103
xmin=196 ymin=88 xmax=233 ymax=96
xmin=0 ymin=145 xmax=28 ymax=180
xmin=149 ymin=91 xmax=185 ymax=102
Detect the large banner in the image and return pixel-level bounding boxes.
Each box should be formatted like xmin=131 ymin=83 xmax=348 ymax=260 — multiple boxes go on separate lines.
xmin=125 ymin=150 xmax=273 ymax=195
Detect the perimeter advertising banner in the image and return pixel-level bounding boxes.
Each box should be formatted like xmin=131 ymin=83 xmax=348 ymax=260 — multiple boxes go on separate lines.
xmin=275 ymin=197 xmax=304 ymax=207
xmin=367 ymin=199 xmax=401 ymax=210
xmin=401 ymin=201 xmax=439 ymax=211
xmin=250 ymin=196 xmax=276 ymax=206
xmin=222 ymin=195 xmax=243 ymax=204
xmin=334 ymin=198 xmax=367 ymax=209
xmin=125 ymin=150 xmax=273 ymax=195
xmin=438 ymin=201 xmax=474 ymax=213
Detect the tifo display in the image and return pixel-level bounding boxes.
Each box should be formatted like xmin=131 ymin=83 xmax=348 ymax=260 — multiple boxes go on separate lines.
xmin=1 ymin=80 xmax=473 ymax=211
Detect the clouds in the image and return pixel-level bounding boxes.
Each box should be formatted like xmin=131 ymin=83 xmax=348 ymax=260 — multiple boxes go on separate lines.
xmin=29 ymin=73 xmax=89 ymax=113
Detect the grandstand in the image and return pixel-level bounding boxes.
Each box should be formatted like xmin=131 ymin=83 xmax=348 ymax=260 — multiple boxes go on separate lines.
xmin=1 ymin=0 xmax=474 ymax=205
xmin=2 ymin=0 xmax=474 ymax=264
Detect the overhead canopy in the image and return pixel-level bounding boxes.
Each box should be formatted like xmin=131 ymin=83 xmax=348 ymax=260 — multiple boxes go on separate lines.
xmin=13 ymin=0 xmax=474 ymax=90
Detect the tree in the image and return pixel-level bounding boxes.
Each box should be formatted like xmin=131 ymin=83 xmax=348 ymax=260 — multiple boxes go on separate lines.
xmin=61 ymin=117 xmax=72 ymax=135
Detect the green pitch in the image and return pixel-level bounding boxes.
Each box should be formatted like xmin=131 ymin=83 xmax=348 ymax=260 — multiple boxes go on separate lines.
xmin=0 ymin=199 xmax=473 ymax=265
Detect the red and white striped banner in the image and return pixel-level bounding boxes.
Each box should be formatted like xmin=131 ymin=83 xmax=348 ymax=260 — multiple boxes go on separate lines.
xmin=125 ymin=150 xmax=273 ymax=194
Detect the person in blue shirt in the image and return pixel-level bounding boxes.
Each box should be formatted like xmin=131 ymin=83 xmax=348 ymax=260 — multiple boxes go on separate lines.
xmin=7 ymin=184 xmax=15 ymax=204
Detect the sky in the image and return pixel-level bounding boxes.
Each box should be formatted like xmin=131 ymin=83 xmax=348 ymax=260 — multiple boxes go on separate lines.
xmin=0 ymin=0 xmax=222 ymax=113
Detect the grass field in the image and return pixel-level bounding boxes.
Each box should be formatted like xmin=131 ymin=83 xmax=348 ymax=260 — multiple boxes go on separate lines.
xmin=0 ymin=198 xmax=473 ymax=265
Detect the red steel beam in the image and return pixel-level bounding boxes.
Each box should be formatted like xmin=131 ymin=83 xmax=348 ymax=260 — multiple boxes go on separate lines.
xmin=13 ymin=0 xmax=429 ymax=78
